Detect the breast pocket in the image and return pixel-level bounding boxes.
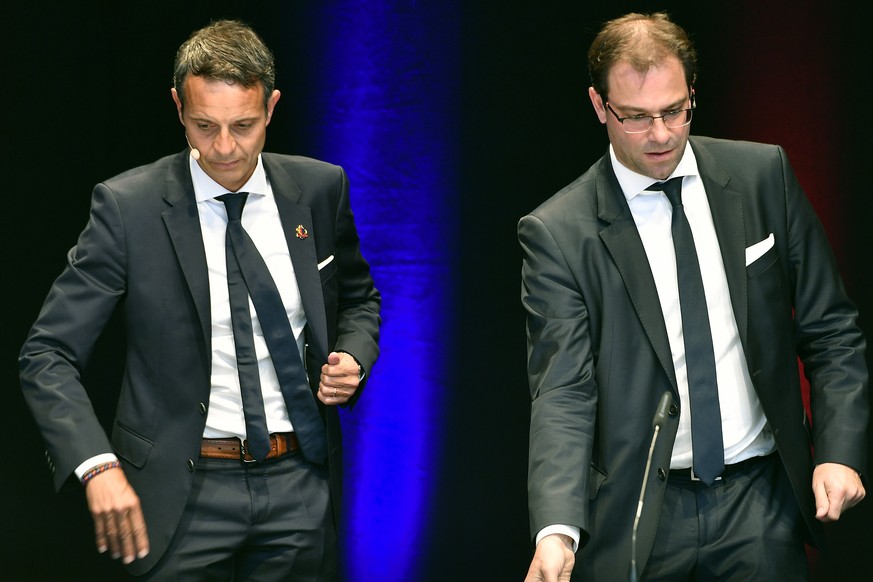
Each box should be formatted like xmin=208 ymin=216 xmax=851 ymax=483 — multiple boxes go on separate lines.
xmin=319 ymin=260 xmax=338 ymax=284
xmin=746 ymin=245 xmax=778 ymax=279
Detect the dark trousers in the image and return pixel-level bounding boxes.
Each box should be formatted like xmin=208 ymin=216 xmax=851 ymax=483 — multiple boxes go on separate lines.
xmin=643 ymin=453 xmax=809 ymax=581
xmin=141 ymin=452 xmax=337 ymax=581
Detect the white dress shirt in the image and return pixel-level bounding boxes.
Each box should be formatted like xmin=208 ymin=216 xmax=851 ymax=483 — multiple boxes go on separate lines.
xmin=191 ymin=154 xmax=305 ymax=440
xmin=613 ymin=142 xmax=775 ymax=469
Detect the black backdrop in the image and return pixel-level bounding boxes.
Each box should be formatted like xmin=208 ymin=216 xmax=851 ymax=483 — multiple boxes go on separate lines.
xmin=4 ymin=2 xmax=871 ymax=580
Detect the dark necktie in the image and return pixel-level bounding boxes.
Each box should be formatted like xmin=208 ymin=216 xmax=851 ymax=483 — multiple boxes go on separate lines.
xmin=218 ymin=193 xmax=327 ymax=464
xmin=657 ymin=177 xmax=724 ymax=485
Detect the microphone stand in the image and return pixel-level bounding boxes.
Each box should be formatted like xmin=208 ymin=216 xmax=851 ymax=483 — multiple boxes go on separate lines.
xmin=629 ymin=391 xmax=672 ymax=582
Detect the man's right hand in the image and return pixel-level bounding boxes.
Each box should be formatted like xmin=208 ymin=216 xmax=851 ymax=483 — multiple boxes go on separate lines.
xmin=524 ymin=534 xmax=575 ymax=582
xmin=84 ymin=467 xmax=150 ymax=564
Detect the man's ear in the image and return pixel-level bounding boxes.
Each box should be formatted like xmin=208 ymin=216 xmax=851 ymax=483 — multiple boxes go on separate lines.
xmin=171 ymin=87 xmax=185 ymax=124
xmin=265 ymin=89 xmax=281 ymax=126
xmin=588 ymin=87 xmax=607 ymax=124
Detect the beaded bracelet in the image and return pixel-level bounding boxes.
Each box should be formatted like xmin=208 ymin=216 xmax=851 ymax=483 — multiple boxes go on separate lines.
xmin=82 ymin=461 xmax=122 ymax=486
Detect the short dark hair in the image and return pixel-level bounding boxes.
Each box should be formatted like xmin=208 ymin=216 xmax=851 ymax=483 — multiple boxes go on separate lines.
xmin=173 ymin=19 xmax=276 ymax=111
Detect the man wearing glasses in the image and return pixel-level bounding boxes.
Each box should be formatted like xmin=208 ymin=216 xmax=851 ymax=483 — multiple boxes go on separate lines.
xmin=519 ymin=12 xmax=867 ymax=581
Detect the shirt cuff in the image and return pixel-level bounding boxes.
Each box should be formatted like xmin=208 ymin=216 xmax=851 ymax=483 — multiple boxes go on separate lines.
xmin=536 ymin=524 xmax=581 ymax=553
xmin=74 ymin=453 xmax=119 ymax=482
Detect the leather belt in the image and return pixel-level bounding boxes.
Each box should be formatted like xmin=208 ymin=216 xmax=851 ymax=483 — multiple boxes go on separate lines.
xmin=200 ymin=432 xmax=300 ymax=462
xmin=669 ymin=453 xmax=773 ymax=482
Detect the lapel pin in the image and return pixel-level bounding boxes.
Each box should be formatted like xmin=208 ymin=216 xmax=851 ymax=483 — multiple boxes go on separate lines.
xmin=296 ymin=225 xmax=309 ymax=239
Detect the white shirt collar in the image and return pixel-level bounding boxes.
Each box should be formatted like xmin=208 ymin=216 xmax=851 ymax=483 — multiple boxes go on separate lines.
xmin=609 ymin=141 xmax=700 ymax=201
xmin=188 ymin=154 xmax=270 ymax=201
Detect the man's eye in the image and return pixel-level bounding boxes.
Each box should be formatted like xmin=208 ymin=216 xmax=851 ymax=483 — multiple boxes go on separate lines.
xmin=627 ymin=114 xmax=651 ymax=121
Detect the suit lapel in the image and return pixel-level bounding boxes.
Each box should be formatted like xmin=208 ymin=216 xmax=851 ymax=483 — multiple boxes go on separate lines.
xmin=691 ymin=140 xmax=748 ymax=349
xmin=161 ymin=153 xmax=212 ymax=363
xmin=595 ymin=157 xmax=677 ymax=389
xmin=264 ymin=156 xmax=329 ymax=356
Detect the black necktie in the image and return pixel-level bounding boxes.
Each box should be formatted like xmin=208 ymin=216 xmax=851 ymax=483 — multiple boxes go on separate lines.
xmin=218 ymin=193 xmax=327 ymax=464
xmin=657 ymin=177 xmax=724 ymax=485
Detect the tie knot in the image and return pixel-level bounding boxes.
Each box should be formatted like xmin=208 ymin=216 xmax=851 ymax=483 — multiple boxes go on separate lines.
xmin=654 ymin=177 xmax=683 ymax=207
xmin=217 ymin=192 xmax=250 ymax=222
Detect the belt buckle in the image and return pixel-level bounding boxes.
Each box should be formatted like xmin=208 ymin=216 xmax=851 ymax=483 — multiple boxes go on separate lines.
xmin=690 ymin=468 xmax=722 ymax=482
xmin=240 ymin=441 xmax=259 ymax=463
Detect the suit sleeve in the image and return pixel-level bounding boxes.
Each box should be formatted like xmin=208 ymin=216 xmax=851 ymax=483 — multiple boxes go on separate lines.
xmin=518 ymin=212 xmax=596 ymax=548
xmin=19 ymin=183 xmax=127 ymax=490
xmin=781 ymin=147 xmax=869 ymax=475
xmin=331 ymin=168 xmax=381 ymax=397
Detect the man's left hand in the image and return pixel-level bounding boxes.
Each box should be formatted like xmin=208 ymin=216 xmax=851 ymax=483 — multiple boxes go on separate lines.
xmin=813 ymin=462 xmax=866 ymax=522
xmin=318 ymin=351 xmax=361 ymax=405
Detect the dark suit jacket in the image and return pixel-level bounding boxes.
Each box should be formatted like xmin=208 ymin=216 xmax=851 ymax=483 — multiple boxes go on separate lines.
xmin=19 ymin=151 xmax=381 ymax=575
xmin=518 ymin=136 xmax=868 ymax=580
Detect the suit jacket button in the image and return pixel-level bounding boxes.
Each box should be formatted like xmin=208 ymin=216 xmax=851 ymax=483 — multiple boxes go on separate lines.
xmin=187 ymin=459 xmax=195 ymax=472
xmin=669 ymin=403 xmax=679 ymax=416
xmin=657 ymin=467 xmax=667 ymax=481
xmin=199 ymin=402 xmax=207 ymax=415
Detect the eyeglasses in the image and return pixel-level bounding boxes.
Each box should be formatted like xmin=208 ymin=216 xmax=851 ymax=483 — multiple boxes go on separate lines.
xmin=605 ymin=98 xmax=695 ymax=134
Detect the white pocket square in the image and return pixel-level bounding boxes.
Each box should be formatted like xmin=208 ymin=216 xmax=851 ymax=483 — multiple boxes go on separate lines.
xmin=745 ymin=233 xmax=774 ymax=266
xmin=317 ymin=254 xmax=335 ymax=270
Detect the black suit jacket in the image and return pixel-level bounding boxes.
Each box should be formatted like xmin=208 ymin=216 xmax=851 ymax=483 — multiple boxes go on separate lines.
xmin=19 ymin=151 xmax=381 ymax=575
xmin=518 ymin=136 xmax=867 ymax=580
